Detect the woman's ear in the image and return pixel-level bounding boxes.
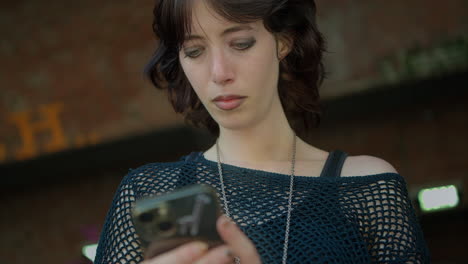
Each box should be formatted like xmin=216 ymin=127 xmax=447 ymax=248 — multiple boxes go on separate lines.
xmin=276 ymin=34 xmax=294 ymax=60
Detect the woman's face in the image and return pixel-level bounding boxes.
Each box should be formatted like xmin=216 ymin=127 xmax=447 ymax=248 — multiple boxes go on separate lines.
xmin=179 ymin=1 xmax=289 ymax=131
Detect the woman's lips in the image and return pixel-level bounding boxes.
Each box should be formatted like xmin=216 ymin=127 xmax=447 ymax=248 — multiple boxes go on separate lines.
xmin=213 ymin=96 xmax=246 ymax=110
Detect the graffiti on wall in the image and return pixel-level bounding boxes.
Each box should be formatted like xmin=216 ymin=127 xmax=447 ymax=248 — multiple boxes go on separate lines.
xmin=0 ymin=102 xmax=99 ymax=164
xmin=379 ymin=35 xmax=468 ymax=84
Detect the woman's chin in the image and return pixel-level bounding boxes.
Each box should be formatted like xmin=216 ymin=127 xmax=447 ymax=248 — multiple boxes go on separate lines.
xmin=214 ymin=117 xmax=257 ymax=132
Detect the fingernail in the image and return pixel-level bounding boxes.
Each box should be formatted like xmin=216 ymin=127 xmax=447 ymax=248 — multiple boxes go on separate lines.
xmin=192 ymin=241 xmax=209 ymax=253
xmin=220 ymin=215 xmax=232 ymax=228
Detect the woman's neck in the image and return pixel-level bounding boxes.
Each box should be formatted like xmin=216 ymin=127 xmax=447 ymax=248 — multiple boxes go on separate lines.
xmin=202 ymin=119 xmax=329 ymax=175
xmin=204 ymin=104 xmax=300 ymax=166
xmin=216 ymin=126 xmax=296 ymax=164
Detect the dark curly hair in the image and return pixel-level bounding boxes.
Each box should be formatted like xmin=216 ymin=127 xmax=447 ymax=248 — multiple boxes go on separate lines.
xmin=144 ymin=0 xmax=326 ymax=139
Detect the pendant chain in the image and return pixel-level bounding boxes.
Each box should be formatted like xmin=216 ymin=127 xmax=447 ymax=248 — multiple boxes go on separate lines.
xmin=216 ymin=136 xmax=296 ymax=264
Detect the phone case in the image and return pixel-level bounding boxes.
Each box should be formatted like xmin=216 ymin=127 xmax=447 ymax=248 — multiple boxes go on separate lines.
xmin=132 ymin=184 xmax=224 ymax=258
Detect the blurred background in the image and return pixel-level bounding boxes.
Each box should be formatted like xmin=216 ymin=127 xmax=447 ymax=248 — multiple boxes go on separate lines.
xmin=0 ymin=0 xmax=467 ymax=263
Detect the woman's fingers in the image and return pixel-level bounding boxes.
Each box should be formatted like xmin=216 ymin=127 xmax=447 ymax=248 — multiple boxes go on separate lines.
xmin=142 ymin=216 xmax=258 ymax=264
xmin=217 ymin=215 xmax=262 ymax=263
xmin=142 ymin=241 xmax=208 ymax=264
xmin=193 ymin=244 xmax=234 ymax=264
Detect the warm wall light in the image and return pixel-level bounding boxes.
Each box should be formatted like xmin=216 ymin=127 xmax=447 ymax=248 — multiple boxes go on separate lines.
xmin=418 ymin=185 xmax=460 ymax=212
xmin=82 ymin=243 xmax=98 ymax=262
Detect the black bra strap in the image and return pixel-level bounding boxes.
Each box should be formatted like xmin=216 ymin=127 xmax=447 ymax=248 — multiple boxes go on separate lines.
xmin=319 ymin=150 xmax=348 ymax=178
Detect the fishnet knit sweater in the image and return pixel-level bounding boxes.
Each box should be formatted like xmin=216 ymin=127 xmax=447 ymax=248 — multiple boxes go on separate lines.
xmin=95 ymin=151 xmax=430 ymax=263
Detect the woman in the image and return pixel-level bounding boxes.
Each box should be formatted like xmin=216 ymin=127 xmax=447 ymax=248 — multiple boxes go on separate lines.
xmin=95 ymin=0 xmax=430 ymax=263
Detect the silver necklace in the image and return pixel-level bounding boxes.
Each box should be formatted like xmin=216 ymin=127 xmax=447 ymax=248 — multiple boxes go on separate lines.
xmin=216 ymin=136 xmax=296 ymax=264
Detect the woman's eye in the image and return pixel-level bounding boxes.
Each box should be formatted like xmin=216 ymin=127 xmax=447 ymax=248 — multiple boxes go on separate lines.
xmin=233 ymin=39 xmax=256 ymax=50
xmin=184 ymin=48 xmax=203 ymax=58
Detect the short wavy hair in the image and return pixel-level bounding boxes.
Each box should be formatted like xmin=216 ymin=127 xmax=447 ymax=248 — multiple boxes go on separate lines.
xmin=145 ymin=0 xmax=326 ymax=139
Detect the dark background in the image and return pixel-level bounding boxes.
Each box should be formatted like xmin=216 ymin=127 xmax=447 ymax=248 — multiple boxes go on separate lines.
xmin=1 ymin=0 xmax=467 ymax=263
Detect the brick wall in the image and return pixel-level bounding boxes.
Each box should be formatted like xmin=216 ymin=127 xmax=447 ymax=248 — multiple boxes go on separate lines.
xmin=1 ymin=0 xmax=467 ymax=164
xmin=1 ymin=86 xmax=467 ymax=264
xmin=2 ymin=0 xmax=467 ymax=263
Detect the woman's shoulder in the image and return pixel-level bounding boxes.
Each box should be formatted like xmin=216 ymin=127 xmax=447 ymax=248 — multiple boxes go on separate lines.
xmin=341 ymin=154 xmax=398 ymax=177
xmin=120 ymin=154 xmax=197 ymax=195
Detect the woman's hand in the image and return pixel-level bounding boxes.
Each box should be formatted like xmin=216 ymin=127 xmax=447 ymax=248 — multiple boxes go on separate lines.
xmin=142 ymin=215 xmax=261 ymax=264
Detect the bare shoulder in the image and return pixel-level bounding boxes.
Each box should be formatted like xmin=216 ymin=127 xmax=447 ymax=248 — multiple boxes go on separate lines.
xmin=341 ymin=155 xmax=398 ymax=177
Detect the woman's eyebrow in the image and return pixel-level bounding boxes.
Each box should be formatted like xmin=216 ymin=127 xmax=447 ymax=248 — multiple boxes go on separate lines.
xmin=221 ymin=25 xmax=254 ymax=36
xmin=184 ymin=25 xmax=254 ymax=41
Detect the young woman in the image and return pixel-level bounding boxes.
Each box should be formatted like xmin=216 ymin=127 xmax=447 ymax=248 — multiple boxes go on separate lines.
xmin=95 ymin=0 xmax=430 ymax=263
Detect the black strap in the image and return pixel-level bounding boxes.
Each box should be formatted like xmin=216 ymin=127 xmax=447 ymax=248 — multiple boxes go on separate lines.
xmin=319 ymin=150 xmax=348 ymax=178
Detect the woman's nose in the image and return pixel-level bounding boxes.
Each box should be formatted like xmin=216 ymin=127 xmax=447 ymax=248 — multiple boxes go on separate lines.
xmin=211 ymin=52 xmax=234 ymax=85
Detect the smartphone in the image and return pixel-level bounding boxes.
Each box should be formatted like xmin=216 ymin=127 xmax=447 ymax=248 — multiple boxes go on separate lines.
xmin=132 ymin=184 xmax=224 ymax=259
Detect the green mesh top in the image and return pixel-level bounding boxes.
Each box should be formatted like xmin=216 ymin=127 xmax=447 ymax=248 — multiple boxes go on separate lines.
xmin=95 ymin=150 xmax=430 ymax=263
